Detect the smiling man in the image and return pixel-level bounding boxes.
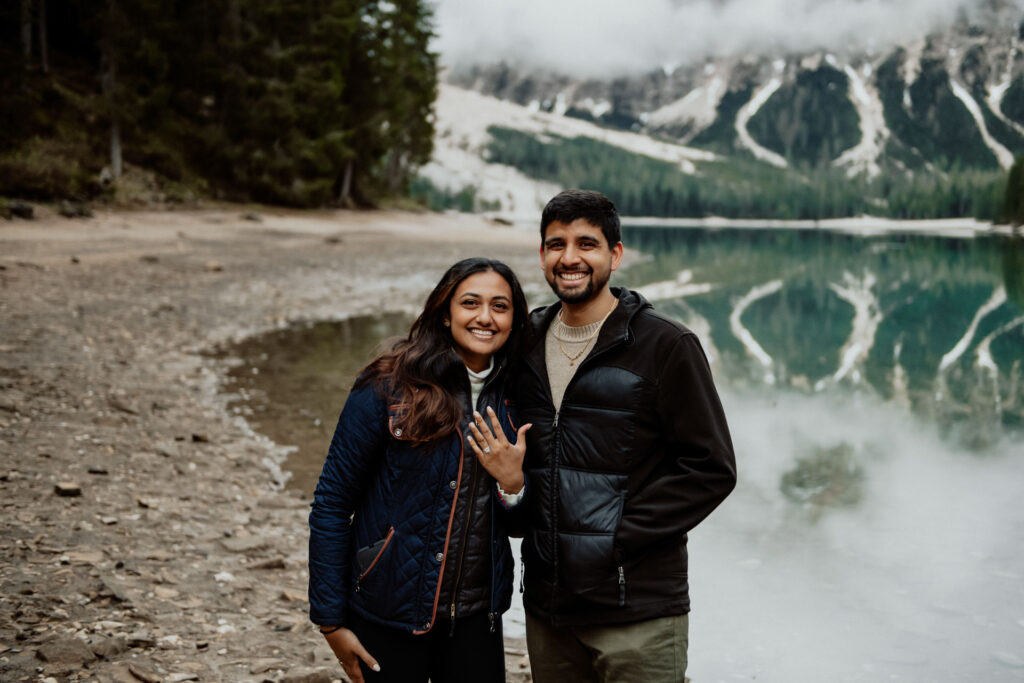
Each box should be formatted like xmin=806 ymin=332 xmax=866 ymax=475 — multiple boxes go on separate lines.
xmin=514 ymin=189 xmax=737 ymax=682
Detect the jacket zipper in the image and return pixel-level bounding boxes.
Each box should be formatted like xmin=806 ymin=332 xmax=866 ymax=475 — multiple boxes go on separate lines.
xmin=449 ymin=375 xmax=495 ymax=636
xmin=448 ymin=455 xmax=479 ymax=636
xmin=534 ymin=313 xmax=629 ymax=613
xmin=413 ymin=431 xmax=464 ymax=635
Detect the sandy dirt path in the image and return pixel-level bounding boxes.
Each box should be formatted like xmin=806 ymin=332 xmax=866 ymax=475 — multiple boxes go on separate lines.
xmin=0 ymin=207 xmax=543 ymax=682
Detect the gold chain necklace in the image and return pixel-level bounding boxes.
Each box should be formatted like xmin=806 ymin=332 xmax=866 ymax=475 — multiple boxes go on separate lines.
xmin=554 ymin=302 xmax=616 ymax=366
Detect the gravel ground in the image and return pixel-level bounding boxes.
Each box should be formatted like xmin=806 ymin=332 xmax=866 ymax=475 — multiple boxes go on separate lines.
xmin=0 ymin=205 xmax=543 ymax=683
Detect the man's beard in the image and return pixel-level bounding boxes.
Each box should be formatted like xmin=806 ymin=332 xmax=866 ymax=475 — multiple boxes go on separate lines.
xmin=547 ymin=267 xmax=610 ymax=304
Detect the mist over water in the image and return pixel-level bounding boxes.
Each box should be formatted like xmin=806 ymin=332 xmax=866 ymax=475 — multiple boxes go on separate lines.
xmin=219 ymin=227 xmax=1024 ymax=680
xmin=692 ymin=387 xmax=1024 ymax=681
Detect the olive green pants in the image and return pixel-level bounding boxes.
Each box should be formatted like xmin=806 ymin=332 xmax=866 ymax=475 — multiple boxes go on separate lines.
xmin=525 ymin=610 xmax=689 ymax=683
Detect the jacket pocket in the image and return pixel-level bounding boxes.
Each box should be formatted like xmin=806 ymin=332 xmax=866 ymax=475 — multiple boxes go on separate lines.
xmin=556 ymin=469 xmax=627 ymax=596
xmin=356 ymin=527 xmax=395 ymax=582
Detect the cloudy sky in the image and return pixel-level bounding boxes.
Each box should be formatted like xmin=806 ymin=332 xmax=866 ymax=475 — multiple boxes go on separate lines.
xmin=430 ymin=0 xmax=1021 ymax=77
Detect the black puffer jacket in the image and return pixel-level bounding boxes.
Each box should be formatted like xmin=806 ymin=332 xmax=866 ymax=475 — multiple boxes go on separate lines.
xmin=515 ymin=287 xmax=736 ymax=626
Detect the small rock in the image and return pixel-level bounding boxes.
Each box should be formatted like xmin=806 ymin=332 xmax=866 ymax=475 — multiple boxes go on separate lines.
xmin=140 ymin=255 xmax=160 ymax=263
xmin=214 ymin=572 xmax=236 ymax=583
xmin=279 ymin=589 xmax=307 ymax=603
xmin=36 ymin=637 xmax=97 ymax=666
xmin=158 ymin=635 xmax=183 ymax=650
xmin=88 ymin=466 xmax=109 ymax=475
xmin=154 ymin=440 xmax=179 ymax=457
xmin=55 ymin=481 xmax=82 ymax=497
xmin=98 ymin=662 xmax=144 ymax=683
xmin=282 ymin=669 xmax=333 ymax=683
xmin=250 ymin=556 xmax=286 ymax=570
xmin=10 ymin=200 xmax=34 ymax=219
xmin=126 ymin=629 xmax=156 ymax=648
xmin=65 ymin=549 xmax=104 ymax=564
xmin=70 ymin=255 xmax=80 ymax=264
xmin=324 ymin=236 xmax=342 ymax=244
xmin=129 ymin=661 xmax=162 ymax=683
xmin=91 ymin=636 xmax=129 ymax=659
xmin=250 ymin=658 xmax=286 ymax=674
xmin=191 ymin=433 xmax=209 ymax=443
xmin=108 ymin=396 xmax=140 ymax=415
xmin=166 ymin=674 xmax=200 ymax=682
xmin=59 ymin=200 xmax=93 ymax=219
xmin=204 ymin=260 xmax=223 ymax=272
xmin=98 ymin=577 xmax=131 ymax=603
xmin=0 ymin=390 xmax=25 ymax=412
xmin=154 ymin=586 xmax=179 ymax=600
xmin=241 ymin=212 xmax=263 ymax=222
xmin=220 ymin=536 xmax=268 ymax=554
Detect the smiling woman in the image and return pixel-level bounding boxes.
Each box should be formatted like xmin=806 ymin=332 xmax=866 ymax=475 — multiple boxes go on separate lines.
xmin=308 ymin=257 xmax=533 ymax=683
xmin=445 ymin=271 xmax=515 ymax=372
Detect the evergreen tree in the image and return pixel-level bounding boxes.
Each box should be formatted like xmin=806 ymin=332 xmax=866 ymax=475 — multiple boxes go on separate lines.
xmin=0 ymin=0 xmax=439 ymax=207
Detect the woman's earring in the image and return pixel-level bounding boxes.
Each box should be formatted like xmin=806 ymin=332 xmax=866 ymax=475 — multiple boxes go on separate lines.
xmin=443 ymin=319 xmax=450 ymax=327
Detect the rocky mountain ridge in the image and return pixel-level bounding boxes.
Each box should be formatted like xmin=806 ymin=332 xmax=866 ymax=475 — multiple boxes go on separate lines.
xmin=443 ymin=7 xmax=1024 ymax=180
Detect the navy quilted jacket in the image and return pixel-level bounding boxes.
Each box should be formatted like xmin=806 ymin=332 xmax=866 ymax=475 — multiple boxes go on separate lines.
xmin=308 ymin=361 xmax=519 ymax=634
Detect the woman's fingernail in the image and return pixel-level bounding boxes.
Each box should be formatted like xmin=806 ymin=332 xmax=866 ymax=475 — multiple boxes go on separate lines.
xmin=372 ymin=664 xmax=381 ymax=672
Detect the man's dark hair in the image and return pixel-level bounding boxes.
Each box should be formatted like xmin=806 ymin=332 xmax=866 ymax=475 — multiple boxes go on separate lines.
xmin=540 ymin=189 xmax=621 ymax=246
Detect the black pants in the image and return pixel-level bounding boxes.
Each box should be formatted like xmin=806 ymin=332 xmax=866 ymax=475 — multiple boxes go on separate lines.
xmin=349 ymin=611 xmax=506 ymax=683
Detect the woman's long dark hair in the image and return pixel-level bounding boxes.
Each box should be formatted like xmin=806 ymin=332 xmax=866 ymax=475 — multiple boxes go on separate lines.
xmin=355 ymin=258 xmax=529 ymax=445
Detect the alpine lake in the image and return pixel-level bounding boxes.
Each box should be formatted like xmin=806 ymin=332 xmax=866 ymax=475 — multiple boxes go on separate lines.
xmin=217 ymin=225 xmax=1024 ymax=682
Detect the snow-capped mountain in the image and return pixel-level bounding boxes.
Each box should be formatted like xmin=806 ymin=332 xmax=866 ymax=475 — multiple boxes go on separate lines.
xmin=423 ymin=3 xmax=1024 ymax=219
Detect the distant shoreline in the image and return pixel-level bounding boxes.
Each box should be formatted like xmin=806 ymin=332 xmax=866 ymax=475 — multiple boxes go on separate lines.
xmin=616 ymin=215 xmax=1018 ymax=238
xmin=492 ymin=212 xmax=1019 ymax=237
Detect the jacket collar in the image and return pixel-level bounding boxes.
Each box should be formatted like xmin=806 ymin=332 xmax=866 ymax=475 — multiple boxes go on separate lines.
xmin=524 ymin=287 xmax=651 ymax=367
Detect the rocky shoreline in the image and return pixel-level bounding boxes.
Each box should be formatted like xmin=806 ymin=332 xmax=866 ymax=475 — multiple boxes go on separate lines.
xmin=0 ymin=207 xmax=541 ymax=682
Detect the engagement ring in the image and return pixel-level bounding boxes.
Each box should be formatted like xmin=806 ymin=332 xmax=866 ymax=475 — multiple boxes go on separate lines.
xmin=483 ymin=446 xmax=491 ymax=453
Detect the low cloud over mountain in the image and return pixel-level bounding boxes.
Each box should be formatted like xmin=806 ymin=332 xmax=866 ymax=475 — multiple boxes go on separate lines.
xmin=432 ymin=0 xmax=1023 ymax=77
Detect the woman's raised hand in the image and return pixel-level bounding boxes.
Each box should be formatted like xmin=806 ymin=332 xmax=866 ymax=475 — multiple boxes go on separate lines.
xmin=467 ymin=406 xmax=531 ymax=494
xmin=323 ymin=628 xmax=379 ymax=683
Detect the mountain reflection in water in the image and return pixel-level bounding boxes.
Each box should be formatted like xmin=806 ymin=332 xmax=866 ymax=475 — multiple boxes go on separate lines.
xmin=219 ymin=227 xmax=1024 ymax=681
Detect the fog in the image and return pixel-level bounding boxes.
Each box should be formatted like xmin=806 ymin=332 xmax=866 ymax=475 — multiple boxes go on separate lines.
xmin=430 ymin=0 xmax=1023 ymax=77
xmin=686 ymin=387 xmax=1024 ymax=681
xmin=499 ymin=387 xmax=1024 ymax=679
